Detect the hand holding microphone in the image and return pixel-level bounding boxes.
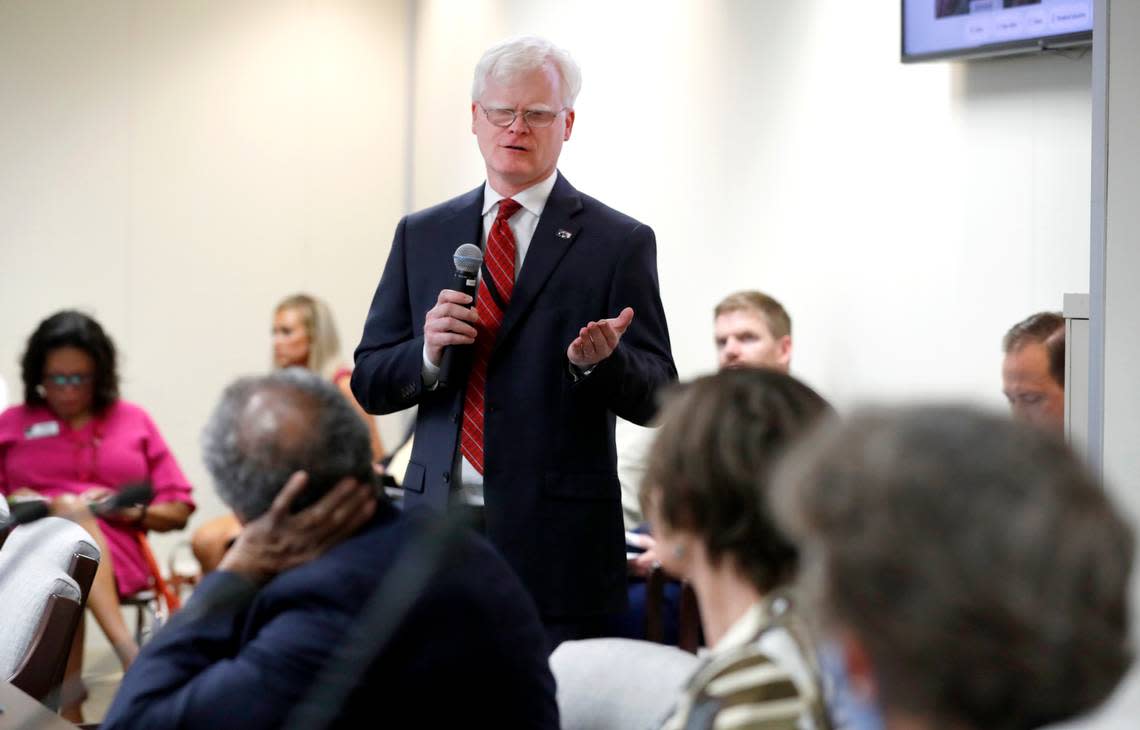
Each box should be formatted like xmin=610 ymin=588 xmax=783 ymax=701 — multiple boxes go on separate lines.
xmin=88 ymin=482 xmax=155 ymax=525
xmin=423 ymin=244 xmax=484 ymax=387
xmin=2 ymin=482 xmax=155 ymax=528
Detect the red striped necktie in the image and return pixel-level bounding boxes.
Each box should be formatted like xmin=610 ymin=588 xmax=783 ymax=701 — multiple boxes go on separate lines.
xmin=460 ymin=198 xmax=522 ymax=475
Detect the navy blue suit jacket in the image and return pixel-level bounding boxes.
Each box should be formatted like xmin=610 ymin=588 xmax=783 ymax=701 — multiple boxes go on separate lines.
xmin=352 ymin=173 xmax=676 ymax=618
xmin=101 ymin=503 xmax=558 ymax=729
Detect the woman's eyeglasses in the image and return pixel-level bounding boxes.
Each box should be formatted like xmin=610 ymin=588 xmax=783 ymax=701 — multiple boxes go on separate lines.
xmin=43 ymin=373 xmax=94 ymax=389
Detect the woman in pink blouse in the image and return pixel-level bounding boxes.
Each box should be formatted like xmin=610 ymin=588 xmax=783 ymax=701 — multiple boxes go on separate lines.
xmin=0 ymin=311 xmax=194 ymax=721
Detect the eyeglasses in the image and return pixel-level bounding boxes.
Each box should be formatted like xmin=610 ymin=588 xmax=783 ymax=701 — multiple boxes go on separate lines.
xmin=43 ymin=373 xmax=94 ymax=389
xmin=479 ymin=104 xmax=567 ymax=129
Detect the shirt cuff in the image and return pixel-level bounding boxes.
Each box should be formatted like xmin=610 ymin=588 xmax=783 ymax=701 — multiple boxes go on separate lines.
xmin=422 ymin=344 xmax=441 ymax=390
xmin=568 ymin=361 xmax=598 ymax=383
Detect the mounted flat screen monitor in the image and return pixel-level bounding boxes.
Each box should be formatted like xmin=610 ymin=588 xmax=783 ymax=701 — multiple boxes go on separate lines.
xmin=902 ymin=0 xmax=1092 ymax=62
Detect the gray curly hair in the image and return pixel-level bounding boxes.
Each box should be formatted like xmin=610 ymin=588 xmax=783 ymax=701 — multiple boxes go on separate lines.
xmin=201 ymin=368 xmax=373 ymax=520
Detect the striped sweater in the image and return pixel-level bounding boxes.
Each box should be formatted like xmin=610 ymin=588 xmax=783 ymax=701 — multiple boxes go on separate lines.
xmin=661 ymin=596 xmax=829 ymax=730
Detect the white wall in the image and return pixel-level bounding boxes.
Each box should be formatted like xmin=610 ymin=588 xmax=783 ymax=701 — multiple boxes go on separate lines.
xmin=410 ymin=0 xmax=1091 ymax=410
xmin=0 ymin=0 xmax=1094 ymax=592
xmin=1072 ymin=0 xmax=1140 ymax=727
xmin=0 ymin=0 xmax=1092 ymax=611
xmin=3 ymin=0 xmax=1134 ymax=725
xmin=0 ymin=0 xmax=412 ymax=555
xmin=0 ymin=0 xmax=1090 ymax=541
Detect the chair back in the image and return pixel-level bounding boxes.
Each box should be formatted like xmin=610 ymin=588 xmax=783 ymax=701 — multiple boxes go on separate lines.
xmin=0 ymin=521 xmax=88 ymax=708
xmin=550 ymin=638 xmax=699 ymax=730
xmin=3 ymin=516 xmax=100 ymax=604
xmin=0 ymin=497 xmax=10 ymax=549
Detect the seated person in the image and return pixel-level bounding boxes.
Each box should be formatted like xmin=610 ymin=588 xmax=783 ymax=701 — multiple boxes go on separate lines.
xmin=1001 ymin=311 xmax=1065 ymax=434
xmin=642 ymin=369 xmax=833 ymax=729
xmin=272 ymin=293 xmax=385 ymax=460
xmin=713 ymin=290 xmax=793 ymax=373
xmin=772 ymin=405 xmax=1133 ymax=730
xmin=625 ymin=289 xmax=795 ymax=551
xmin=615 ymin=291 xmax=798 ymax=644
xmin=102 ymin=368 xmax=558 ymax=729
xmin=0 ymin=310 xmax=194 ymax=721
xmin=192 ymin=293 xmax=386 ymax=574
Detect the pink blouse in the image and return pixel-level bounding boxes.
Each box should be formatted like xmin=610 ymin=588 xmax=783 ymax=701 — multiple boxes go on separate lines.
xmin=0 ymin=401 xmax=195 ymax=595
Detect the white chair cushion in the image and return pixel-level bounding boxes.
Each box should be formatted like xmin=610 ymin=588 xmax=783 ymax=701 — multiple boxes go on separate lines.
xmin=0 ymin=532 xmax=81 ymax=677
xmin=551 ymin=638 xmax=699 ymax=730
xmin=2 ymin=516 xmax=100 ymax=571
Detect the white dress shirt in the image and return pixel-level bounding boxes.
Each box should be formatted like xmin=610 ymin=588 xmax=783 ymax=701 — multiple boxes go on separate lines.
xmin=421 ymin=170 xmax=559 ymax=504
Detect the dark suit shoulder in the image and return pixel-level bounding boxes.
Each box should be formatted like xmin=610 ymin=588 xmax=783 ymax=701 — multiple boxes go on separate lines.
xmin=258 ymin=504 xmax=402 ymax=599
xmin=254 ymin=505 xmax=557 ymax=728
xmin=258 ymin=503 xmax=540 ymax=624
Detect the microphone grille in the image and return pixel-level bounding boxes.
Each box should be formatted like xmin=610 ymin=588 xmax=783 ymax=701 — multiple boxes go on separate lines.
xmin=453 ymin=243 xmax=483 ymax=276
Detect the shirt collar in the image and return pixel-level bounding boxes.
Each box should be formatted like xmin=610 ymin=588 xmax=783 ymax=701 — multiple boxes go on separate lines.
xmin=711 ymin=601 xmax=773 ymax=655
xmin=482 ymin=169 xmax=559 ymax=218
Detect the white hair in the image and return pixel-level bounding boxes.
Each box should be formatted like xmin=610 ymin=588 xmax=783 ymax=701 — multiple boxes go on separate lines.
xmin=471 ymin=35 xmax=582 ymax=108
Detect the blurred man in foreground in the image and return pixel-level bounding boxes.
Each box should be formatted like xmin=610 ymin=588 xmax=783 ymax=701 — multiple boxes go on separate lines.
xmin=103 ymin=369 xmax=557 ymax=729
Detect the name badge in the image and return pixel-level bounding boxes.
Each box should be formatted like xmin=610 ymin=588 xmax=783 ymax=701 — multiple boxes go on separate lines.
xmin=25 ymin=421 xmax=60 ymax=439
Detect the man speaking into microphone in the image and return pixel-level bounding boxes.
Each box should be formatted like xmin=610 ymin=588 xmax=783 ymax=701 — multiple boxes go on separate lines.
xmin=353 ymin=35 xmax=675 ymax=643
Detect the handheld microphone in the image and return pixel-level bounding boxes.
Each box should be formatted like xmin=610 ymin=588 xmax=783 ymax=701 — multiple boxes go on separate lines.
xmin=438 ymin=243 xmax=483 ymax=389
xmin=1 ymin=482 xmax=155 ymax=530
xmin=89 ymin=482 xmax=155 ymax=517
xmin=2 ymin=499 xmax=50 ymax=528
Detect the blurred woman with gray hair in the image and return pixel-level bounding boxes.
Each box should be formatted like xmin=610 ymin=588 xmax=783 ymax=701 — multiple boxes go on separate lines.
xmin=772 ymin=406 xmax=1134 ymax=730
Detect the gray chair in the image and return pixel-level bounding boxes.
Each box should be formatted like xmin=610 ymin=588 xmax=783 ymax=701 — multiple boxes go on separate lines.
xmin=0 ymin=517 xmax=101 ymax=710
xmin=6 ymin=516 xmax=101 ymax=604
xmin=0 ymin=495 xmax=10 ymax=549
xmin=550 ymin=638 xmax=700 ymax=730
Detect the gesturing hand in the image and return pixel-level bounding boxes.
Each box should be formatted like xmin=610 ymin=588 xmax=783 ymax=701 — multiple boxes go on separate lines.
xmin=567 ymin=307 xmax=635 ymax=369
xmin=424 ymin=289 xmax=479 ymax=366
xmin=218 ymin=471 xmax=377 ymax=585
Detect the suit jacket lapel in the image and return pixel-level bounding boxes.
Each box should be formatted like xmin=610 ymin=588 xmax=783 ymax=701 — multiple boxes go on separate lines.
xmin=497 ymin=172 xmax=583 ymax=348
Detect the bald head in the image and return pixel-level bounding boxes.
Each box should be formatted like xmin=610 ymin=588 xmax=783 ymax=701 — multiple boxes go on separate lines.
xmin=202 ymin=369 xmax=373 ymax=521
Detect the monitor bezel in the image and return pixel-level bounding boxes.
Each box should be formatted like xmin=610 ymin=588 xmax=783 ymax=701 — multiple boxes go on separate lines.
xmin=900 ymin=2 xmax=1092 ymax=64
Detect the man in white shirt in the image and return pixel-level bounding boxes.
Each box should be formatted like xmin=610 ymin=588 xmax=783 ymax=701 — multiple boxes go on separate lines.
xmin=624 ymin=290 xmax=793 ymax=552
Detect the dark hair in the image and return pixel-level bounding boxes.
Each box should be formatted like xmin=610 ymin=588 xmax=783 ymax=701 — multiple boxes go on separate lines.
xmin=773 ymin=406 xmax=1134 ymax=730
xmin=1003 ymin=311 xmax=1065 ymax=387
xmin=201 ymin=368 xmax=374 ymax=521
xmin=21 ymin=310 xmax=120 ymax=413
xmin=641 ymin=368 xmax=831 ymax=593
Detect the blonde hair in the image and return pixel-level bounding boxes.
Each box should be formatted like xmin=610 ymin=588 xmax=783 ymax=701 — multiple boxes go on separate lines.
xmin=714 ymin=291 xmax=792 ymax=340
xmin=274 ymin=293 xmax=343 ymax=380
